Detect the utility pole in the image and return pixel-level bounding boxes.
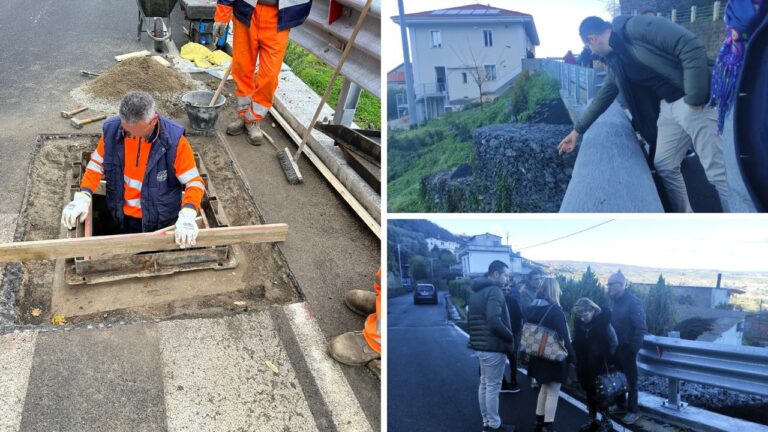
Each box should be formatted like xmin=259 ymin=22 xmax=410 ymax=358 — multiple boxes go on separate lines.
xmin=397 ymin=0 xmax=418 ymax=128
xmin=397 ymin=243 xmax=404 ymax=283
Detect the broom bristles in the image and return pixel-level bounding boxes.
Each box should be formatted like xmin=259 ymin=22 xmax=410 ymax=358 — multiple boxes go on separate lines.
xmin=277 ymin=148 xmax=303 ymax=185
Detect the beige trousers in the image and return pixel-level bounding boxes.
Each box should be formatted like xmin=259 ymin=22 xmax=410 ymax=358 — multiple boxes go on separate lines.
xmin=536 ymin=382 xmax=562 ymax=423
xmin=654 ymin=98 xmax=730 ymax=212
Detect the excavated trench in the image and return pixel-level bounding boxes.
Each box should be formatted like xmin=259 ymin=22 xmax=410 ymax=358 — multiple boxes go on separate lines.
xmin=1 ymin=132 xmax=301 ymax=330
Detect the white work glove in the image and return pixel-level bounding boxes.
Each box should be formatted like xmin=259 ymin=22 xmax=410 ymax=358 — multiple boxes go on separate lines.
xmin=174 ymin=207 xmax=199 ymax=249
xmin=61 ymin=191 xmax=92 ymax=230
xmin=212 ymin=22 xmax=228 ymax=42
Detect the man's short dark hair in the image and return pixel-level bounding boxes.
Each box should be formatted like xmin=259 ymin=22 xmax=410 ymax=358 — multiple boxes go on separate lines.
xmin=579 ymin=16 xmax=612 ymax=43
xmin=528 ymin=268 xmax=543 ymax=279
xmin=487 ymin=260 xmax=508 ymax=276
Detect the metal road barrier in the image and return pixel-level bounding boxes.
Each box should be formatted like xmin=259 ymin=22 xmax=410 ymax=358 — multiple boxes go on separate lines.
xmin=289 ymin=0 xmax=381 ymax=99
xmin=541 ymin=59 xmax=602 ymax=106
xmin=638 ymin=335 xmax=768 ymax=410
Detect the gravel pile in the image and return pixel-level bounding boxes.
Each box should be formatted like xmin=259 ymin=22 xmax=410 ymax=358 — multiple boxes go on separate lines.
xmin=70 ymin=57 xmax=204 ymax=117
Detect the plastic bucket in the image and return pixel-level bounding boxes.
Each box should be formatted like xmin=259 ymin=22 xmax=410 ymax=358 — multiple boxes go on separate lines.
xmin=182 ymin=91 xmax=225 ymax=131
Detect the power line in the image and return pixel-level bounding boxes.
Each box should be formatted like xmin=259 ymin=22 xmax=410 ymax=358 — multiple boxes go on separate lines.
xmin=517 ymin=219 xmax=616 ymax=251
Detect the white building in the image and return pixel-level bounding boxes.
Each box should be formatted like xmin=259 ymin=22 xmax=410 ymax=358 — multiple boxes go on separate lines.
xmin=677 ymin=306 xmax=747 ymax=346
xmin=392 ymin=4 xmax=540 ymax=122
xmin=457 ymin=233 xmax=522 ymax=277
xmin=425 ymin=237 xmax=460 ymax=254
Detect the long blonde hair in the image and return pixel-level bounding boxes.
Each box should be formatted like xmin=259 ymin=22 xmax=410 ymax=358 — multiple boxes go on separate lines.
xmin=539 ymin=277 xmax=561 ymax=306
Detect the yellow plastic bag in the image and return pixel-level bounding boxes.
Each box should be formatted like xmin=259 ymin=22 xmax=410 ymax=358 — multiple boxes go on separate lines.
xmin=180 ymin=42 xmax=214 ymax=68
xmin=207 ymin=50 xmax=232 ymax=66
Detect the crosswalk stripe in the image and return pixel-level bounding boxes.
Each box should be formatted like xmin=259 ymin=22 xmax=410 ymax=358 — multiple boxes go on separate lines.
xmin=157 ymin=311 xmax=319 ymax=432
xmin=285 ymin=303 xmax=374 ymax=432
xmin=0 ymin=331 xmax=37 ymax=432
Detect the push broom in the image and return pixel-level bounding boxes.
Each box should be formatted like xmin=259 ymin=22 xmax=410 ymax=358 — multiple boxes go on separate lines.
xmin=277 ymin=0 xmax=373 ymax=185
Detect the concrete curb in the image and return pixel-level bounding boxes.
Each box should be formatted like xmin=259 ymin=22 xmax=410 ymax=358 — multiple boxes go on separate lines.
xmin=271 ymin=66 xmax=381 ymax=224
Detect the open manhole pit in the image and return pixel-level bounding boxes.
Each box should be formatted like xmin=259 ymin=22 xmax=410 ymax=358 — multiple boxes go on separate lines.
xmin=8 ymin=133 xmax=300 ymax=327
xmin=64 ymin=149 xmax=238 ymax=285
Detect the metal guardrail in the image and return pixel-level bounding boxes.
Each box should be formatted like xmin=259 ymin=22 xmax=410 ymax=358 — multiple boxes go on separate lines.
xmin=289 ymin=0 xmax=381 ymax=98
xmin=540 ymin=59 xmax=602 ymax=106
xmin=638 ymin=335 xmax=768 ymax=410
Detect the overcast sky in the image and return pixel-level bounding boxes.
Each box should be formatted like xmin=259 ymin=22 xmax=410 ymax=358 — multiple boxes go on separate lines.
xmin=425 ymin=217 xmax=768 ymax=272
xmin=382 ymin=0 xmax=614 ymax=70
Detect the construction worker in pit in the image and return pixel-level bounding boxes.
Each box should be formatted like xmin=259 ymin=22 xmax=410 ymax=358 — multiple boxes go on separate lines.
xmin=328 ymin=267 xmax=381 ymax=378
xmin=212 ymin=0 xmax=312 ymax=145
xmin=61 ymin=91 xmax=206 ymax=249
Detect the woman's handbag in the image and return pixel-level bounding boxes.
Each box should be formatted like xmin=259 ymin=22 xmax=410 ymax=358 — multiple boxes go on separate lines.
xmin=594 ymin=361 xmax=628 ymax=403
xmin=520 ymin=305 xmax=568 ymax=362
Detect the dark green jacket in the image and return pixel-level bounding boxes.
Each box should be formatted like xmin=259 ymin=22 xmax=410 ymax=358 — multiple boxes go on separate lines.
xmin=467 ymin=277 xmax=515 ymax=353
xmin=575 ymin=15 xmax=710 ymax=135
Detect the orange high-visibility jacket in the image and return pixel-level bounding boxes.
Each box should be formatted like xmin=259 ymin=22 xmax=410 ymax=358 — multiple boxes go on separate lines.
xmin=81 ymin=125 xmax=205 ymax=219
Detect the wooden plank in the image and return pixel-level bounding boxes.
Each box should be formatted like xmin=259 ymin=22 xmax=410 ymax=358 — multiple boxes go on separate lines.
xmin=0 ymin=224 xmax=288 ymax=263
xmin=269 ymin=108 xmax=381 ymax=239
xmin=115 ymin=50 xmax=151 ymax=62
xmin=151 ymin=56 xmax=171 ymax=67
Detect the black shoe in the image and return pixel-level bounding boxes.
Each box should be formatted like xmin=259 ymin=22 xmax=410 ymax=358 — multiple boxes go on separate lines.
xmin=578 ymin=420 xmax=598 ymax=432
xmin=541 ymin=423 xmax=557 ymax=432
xmin=534 ymin=415 xmax=544 ymax=432
xmin=488 ymin=424 xmax=515 ymax=432
xmin=500 ymin=383 xmax=521 ymax=393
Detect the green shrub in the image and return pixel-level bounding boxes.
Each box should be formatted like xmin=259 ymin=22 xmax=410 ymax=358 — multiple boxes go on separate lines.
xmin=283 ymin=42 xmax=380 ymax=128
xmin=449 ymin=278 xmax=472 ymax=304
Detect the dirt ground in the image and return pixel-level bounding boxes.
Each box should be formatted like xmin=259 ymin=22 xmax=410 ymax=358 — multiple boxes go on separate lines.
xmin=13 ymin=135 xmax=299 ymax=326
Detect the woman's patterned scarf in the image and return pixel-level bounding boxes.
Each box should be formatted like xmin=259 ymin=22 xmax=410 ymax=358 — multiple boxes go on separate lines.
xmin=709 ymin=0 xmax=765 ymax=134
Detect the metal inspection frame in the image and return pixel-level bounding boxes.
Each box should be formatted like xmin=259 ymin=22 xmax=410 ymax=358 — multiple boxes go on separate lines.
xmin=64 ymin=151 xmax=237 ymax=285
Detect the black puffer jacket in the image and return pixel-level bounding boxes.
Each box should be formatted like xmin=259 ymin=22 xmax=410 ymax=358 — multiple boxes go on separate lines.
xmin=573 ymin=308 xmax=618 ymax=393
xmin=467 ymin=277 xmax=515 ymax=353
xmin=526 ymin=298 xmax=575 ymax=384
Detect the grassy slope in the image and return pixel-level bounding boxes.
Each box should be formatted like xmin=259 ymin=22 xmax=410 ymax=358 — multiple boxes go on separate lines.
xmin=282 ymin=42 xmax=381 ymax=129
xmin=387 ymin=72 xmax=560 ymax=212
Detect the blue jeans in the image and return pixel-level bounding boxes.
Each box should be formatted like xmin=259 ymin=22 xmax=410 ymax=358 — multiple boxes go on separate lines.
xmin=477 ymin=351 xmax=507 ymax=429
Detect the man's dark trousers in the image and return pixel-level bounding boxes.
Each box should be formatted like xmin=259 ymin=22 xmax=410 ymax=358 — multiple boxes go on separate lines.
xmin=615 ymin=345 xmax=639 ymax=412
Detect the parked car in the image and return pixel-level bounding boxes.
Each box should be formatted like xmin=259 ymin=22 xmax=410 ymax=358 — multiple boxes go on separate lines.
xmin=413 ymin=283 xmax=438 ymax=305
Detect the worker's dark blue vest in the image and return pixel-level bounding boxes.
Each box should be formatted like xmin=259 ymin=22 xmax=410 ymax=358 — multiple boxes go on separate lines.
xmin=101 ymin=116 xmax=185 ymax=232
xmin=220 ymin=0 xmax=312 ymax=31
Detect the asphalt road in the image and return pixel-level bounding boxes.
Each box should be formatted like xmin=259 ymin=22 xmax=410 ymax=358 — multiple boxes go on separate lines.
xmin=388 ymin=292 xmax=592 ymax=432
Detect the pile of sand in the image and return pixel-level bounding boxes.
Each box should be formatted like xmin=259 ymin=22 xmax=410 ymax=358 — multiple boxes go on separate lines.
xmin=70 ymin=57 xmax=204 ymax=117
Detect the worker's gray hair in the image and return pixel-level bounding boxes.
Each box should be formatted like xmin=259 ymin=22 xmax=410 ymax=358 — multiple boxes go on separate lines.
xmin=119 ymin=91 xmax=156 ymax=124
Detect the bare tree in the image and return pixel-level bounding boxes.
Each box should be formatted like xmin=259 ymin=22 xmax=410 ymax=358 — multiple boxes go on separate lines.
xmin=451 ymin=37 xmax=507 ymax=111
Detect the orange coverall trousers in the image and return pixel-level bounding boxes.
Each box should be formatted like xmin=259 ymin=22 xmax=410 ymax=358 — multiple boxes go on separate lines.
xmin=230 ymin=4 xmax=290 ymax=123
xmin=362 ymin=267 xmax=381 ymax=354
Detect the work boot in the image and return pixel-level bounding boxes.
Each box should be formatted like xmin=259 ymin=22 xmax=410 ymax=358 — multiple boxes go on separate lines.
xmin=344 ymin=290 xmax=376 ymax=317
xmin=328 ymin=331 xmax=380 ymax=366
xmin=245 ymin=121 xmax=264 ymax=146
xmin=367 ymin=359 xmax=380 ymax=379
xmin=226 ymin=116 xmax=245 ymax=135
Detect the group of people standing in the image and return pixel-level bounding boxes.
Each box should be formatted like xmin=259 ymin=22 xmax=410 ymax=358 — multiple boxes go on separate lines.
xmin=467 ymin=262 xmax=648 ymax=432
